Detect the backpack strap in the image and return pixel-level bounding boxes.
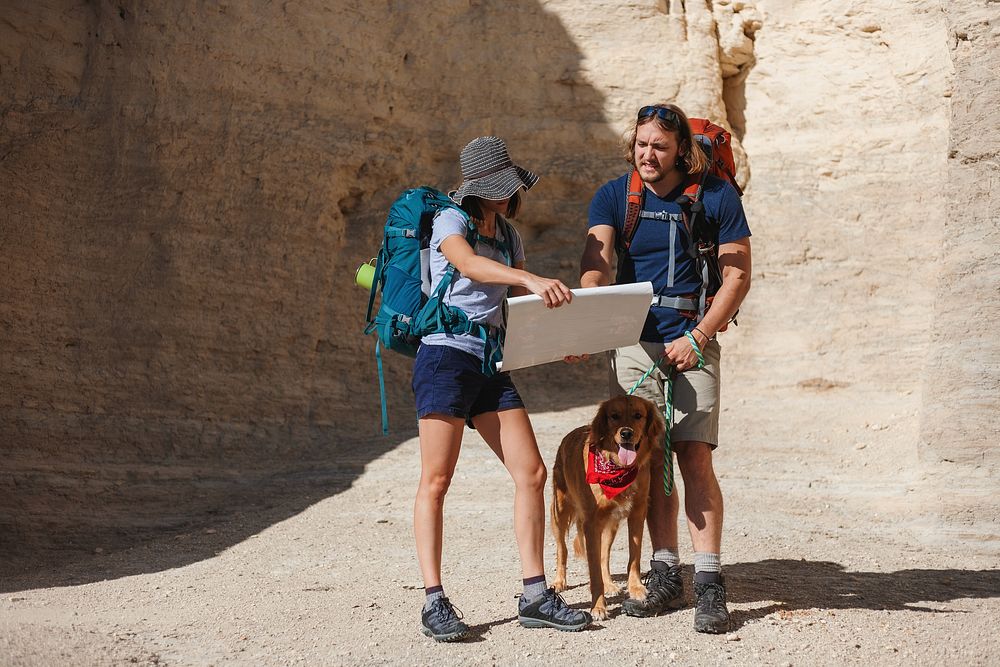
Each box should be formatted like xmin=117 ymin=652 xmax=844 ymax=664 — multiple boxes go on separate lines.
xmin=675 ymin=172 xmax=733 ymax=326
xmin=676 ymin=171 xmax=711 ymax=320
xmin=495 ymin=216 xmax=516 ymax=267
xmin=474 ymin=215 xmax=515 ymax=268
xmin=620 ymin=168 xmax=645 ymax=253
xmin=614 ymin=168 xmax=645 ymax=285
xmin=676 ymin=171 xmax=709 ymax=252
xmin=374 ymin=338 xmax=389 ymax=435
xmin=480 ymin=215 xmax=516 ymax=375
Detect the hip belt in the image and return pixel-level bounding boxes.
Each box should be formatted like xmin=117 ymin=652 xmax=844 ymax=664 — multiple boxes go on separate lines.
xmin=651 ymin=295 xmax=698 ymax=311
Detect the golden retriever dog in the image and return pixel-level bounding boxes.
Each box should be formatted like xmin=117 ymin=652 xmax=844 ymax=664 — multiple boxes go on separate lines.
xmin=550 ymin=395 xmax=664 ymax=620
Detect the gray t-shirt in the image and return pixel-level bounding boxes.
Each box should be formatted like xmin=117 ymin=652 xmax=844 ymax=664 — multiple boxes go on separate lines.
xmin=421 ymin=207 xmax=526 ymax=359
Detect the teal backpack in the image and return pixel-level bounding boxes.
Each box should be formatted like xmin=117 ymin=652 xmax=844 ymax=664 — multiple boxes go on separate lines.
xmin=362 ymin=186 xmax=513 ymax=434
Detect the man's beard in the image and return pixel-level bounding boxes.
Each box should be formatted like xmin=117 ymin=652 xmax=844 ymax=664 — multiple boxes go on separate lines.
xmin=638 ymin=163 xmax=668 ymax=184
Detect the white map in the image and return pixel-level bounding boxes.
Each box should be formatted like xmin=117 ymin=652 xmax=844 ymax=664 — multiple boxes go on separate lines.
xmin=497 ymin=282 xmax=654 ymax=372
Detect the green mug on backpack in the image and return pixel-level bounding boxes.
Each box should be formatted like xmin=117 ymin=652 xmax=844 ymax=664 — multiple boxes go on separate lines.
xmin=355 ymin=258 xmax=376 ymax=290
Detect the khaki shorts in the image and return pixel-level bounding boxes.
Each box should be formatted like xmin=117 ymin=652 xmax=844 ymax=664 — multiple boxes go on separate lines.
xmin=609 ymin=339 xmax=722 ymax=448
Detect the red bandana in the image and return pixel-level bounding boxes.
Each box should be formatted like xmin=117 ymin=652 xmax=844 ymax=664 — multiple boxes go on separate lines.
xmin=586 ymin=448 xmax=638 ymax=499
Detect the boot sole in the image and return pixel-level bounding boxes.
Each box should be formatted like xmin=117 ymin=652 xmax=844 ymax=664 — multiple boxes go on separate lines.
xmin=694 ymin=617 xmax=732 ymax=634
xmin=694 ymin=624 xmax=731 ymax=634
xmin=622 ymin=596 xmax=686 ymax=618
xmin=421 ymin=626 xmax=469 ymax=642
xmin=518 ymin=616 xmax=589 ymax=632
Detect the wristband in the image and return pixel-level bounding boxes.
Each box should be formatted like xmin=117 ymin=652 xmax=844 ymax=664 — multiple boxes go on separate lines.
xmin=693 ymin=326 xmax=710 ymax=343
xmin=684 ymin=331 xmax=706 ymax=369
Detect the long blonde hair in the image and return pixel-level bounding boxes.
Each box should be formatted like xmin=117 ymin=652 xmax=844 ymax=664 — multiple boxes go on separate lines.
xmin=622 ymin=103 xmax=709 ymax=175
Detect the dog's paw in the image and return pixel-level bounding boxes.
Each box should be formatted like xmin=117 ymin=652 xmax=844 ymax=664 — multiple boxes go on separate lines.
xmin=591 ymin=604 xmax=609 ymax=621
xmin=552 ymin=578 xmax=568 ymax=592
xmin=627 ymin=583 xmax=648 ymax=601
xmin=602 ymin=581 xmax=621 ymax=597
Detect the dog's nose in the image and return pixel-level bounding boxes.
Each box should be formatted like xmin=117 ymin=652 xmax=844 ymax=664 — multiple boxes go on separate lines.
xmin=620 ymin=427 xmax=634 ymax=441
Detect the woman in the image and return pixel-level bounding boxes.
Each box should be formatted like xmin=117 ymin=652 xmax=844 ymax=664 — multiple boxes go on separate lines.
xmin=413 ymin=136 xmax=591 ymax=641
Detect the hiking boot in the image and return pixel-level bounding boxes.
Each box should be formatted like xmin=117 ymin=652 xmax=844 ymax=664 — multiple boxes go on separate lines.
xmin=622 ymin=561 xmax=685 ymax=617
xmin=693 ymin=579 xmax=732 ymax=634
xmin=420 ymin=597 xmax=470 ymax=642
xmin=518 ymin=588 xmax=592 ymax=631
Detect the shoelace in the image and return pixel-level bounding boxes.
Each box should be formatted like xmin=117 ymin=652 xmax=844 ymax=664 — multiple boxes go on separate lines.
xmin=644 ymin=569 xmax=672 ymax=590
xmin=697 ymin=585 xmax=726 ymax=613
xmin=642 ymin=568 xmax=683 ymax=605
xmin=431 ymin=599 xmax=464 ymax=623
xmin=542 ymin=590 xmax=581 ymax=621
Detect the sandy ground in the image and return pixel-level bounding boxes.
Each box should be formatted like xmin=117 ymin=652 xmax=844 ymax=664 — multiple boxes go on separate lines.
xmin=2 ymin=363 xmax=999 ymax=667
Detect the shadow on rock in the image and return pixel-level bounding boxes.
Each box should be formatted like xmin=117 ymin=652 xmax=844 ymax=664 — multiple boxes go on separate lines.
xmin=0 ymin=1 xmax=618 ymax=590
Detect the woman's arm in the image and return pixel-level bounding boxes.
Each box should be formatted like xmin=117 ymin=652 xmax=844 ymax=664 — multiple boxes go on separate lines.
xmin=439 ymin=235 xmax=572 ymax=308
xmin=509 ymin=261 xmax=529 ymax=298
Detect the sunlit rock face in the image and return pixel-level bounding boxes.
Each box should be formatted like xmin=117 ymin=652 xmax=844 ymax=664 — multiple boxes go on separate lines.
xmin=1 ymin=0 xmax=994 ymax=559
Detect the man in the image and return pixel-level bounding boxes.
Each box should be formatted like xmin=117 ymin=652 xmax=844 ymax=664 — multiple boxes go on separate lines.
xmin=576 ymin=103 xmax=751 ymax=633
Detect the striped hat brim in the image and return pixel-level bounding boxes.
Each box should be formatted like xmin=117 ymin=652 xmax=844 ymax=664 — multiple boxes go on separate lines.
xmin=451 ymin=165 xmax=538 ymax=205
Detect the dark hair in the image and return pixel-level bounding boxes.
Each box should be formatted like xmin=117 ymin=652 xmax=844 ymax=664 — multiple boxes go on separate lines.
xmin=460 ymin=191 xmax=522 ymax=220
xmin=621 ymin=102 xmax=709 ymax=175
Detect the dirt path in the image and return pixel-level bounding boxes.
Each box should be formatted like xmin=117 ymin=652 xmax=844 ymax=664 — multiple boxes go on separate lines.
xmin=2 ymin=381 xmax=998 ymax=666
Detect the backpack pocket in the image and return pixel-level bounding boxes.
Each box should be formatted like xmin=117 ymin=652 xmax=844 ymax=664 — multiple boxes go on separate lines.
xmin=381 ymin=264 xmax=423 ymax=320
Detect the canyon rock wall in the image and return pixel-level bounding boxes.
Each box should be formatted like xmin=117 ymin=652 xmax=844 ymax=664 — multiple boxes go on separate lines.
xmin=0 ymin=0 xmax=749 ymax=560
xmin=735 ymin=0 xmax=997 ymax=538
xmin=1 ymin=0 xmax=996 ymax=564
xmin=919 ymin=2 xmax=1000 ymax=466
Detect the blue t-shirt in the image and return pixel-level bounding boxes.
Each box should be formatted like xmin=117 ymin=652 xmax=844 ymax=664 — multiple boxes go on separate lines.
xmin=588 ymin=174 xmax=751 ymax=343
xmin=422 ymin=207 xmax=526 ymax=359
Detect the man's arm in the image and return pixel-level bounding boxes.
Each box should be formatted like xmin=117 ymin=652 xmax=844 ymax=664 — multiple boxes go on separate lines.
xmin=690 ymin=237 xmax=751 ymax=344
xmin=580 ymin=224 xmax=617 ymax=288
xmin=565 ymin=224 xmax=617 ymax=363
xmin=664 ymin=237 xmax=752 ymax=370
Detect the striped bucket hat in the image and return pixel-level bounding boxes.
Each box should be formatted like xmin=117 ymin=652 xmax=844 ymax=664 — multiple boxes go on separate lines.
xmin=450 ymin=136 xmax=538 ymax=204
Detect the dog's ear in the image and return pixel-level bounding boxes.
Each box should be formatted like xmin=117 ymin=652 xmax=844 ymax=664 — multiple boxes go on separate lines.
xmin=644 ymin=398 xmax=666 ymax=447
xmin=589 ymin=399 xmax=611 ymax=447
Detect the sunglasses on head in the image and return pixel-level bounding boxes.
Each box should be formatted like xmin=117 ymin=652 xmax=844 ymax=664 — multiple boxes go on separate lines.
xmin=637 ymin=105 xmax=681 ymax=124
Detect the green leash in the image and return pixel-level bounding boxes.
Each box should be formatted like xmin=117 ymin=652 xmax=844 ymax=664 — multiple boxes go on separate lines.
xmin=625 ymin=331 xmax=706 ymax=498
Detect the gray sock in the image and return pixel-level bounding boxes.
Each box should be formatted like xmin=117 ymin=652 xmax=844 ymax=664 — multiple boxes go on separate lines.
xmin=693 ymin=552 xmax=721 ymax=584
xmin=522 ymin=575 xmax=547 ymax=602
xmin=423 ymin=585 xmax=445 ymax=611
xmin=652 ymin=548 xmax=680 ymax=567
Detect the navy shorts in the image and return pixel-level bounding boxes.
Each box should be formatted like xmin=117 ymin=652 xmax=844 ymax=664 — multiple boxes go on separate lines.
xmin=412 ymin=343 xmax=524 ymax=423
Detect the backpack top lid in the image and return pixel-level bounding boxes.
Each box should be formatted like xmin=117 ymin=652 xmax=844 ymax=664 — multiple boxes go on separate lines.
xmin=686 ymin=118 xmax=742 ymax=197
